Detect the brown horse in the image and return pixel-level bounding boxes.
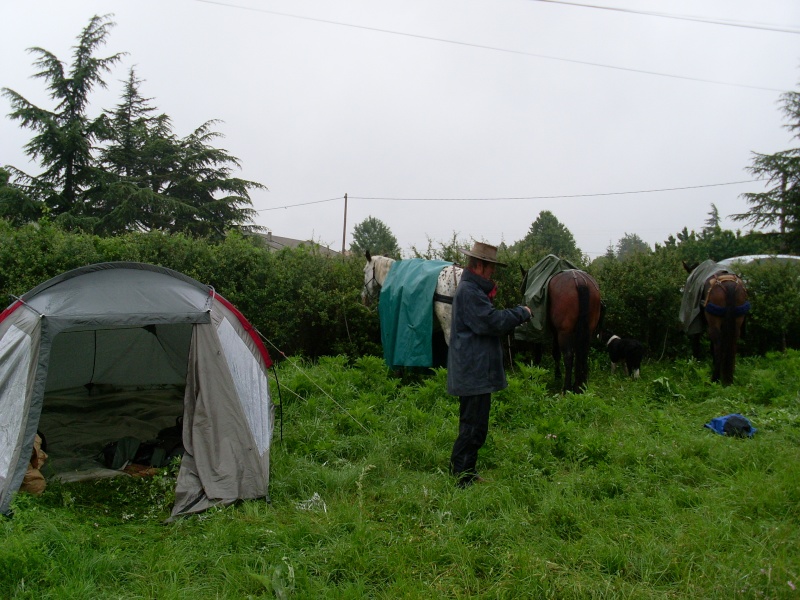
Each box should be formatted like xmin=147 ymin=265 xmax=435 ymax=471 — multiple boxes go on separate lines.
xmin=682 ymin=261 xmax=750 ymax=385
xmin=520 ymin=267 xmax=603 ymax=393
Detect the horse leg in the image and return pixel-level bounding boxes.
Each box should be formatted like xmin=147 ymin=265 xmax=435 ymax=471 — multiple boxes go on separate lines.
xmin=558 ymin=333 xmax=574 ymax=393
xmin=572 ymin=284 xmax=591 ymax=392
xmin=706 ymin=319 xmax=722 ymax=383
xmin=533 ymin=342 xmax=543 ymax=366
xmin=434 ymin=302 xmax=452 ymax=347
xmin=551 ymin=333 xmax=562 ymax=383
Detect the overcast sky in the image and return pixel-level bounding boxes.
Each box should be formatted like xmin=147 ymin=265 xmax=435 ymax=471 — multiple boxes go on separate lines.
xmin=2 ymin=0 xmax=799 ymax=258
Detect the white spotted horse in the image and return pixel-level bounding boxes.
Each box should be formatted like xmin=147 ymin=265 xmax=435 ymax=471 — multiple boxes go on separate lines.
xmin=362 ymin=251 xmax=463 ymax=352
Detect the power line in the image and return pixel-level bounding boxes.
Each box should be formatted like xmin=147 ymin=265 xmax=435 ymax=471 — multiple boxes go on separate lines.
xmin=258 ymin=179 xmax=763 ymax=211
xmin=258 ymin=196 xmax=342 ymax=211
xmin=193 ymin=0 xmax=788 ymax=93
xmin=529 ymin=0 xmax=800 ymax=35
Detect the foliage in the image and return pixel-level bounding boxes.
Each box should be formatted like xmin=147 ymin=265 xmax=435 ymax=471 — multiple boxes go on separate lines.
xmin=658 ymin=226 xmax=774 ymax=265
xmin=738 ymin=259 xmax=800 ymax=353
xmin=615 ymin=232 xmax=651 ymax=260
xmin=507 ymin=210 xmax=583 ymax=264
xmin=409 ymin=232 xmax=469 ymax=263
xmin=4 ymin=352 xmax=800 ymax=598
xmin=0 ymin=168 xmax=41 ymax=226
xmin=733 ymin=77 xmax=800 ymax=252
xmin=2 ymin=15 xmax=264 ymax=238
xmin=350 ymin=215 xmax=401 ymax=259
xmin=590 ymin=244 xmax=688 ymax=356
xmin=2 ymin=14 xmax=124 ymax=226
xmin=703 ymin=202 xmax=721 ymax=233
xmin=0 ymin=221 xmax=380 ymax=360
xmin=3 ymin=220 xmax=800 ymax=362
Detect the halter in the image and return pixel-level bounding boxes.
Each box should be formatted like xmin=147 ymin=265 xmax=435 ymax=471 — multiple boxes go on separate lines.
xmin=362 ymin=269 xmax=381 ymax=305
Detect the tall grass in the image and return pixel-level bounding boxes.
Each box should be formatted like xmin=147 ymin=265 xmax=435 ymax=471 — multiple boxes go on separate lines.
xmin=3 ymin=350 xmax=799 ymax=598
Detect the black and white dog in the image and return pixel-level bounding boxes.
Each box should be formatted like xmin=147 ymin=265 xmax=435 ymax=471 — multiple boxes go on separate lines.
xmin=599 ymin=330 xmax=644 ymax=379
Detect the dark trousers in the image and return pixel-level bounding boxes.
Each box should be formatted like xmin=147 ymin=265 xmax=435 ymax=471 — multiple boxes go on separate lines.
xmin=450 ymin=393 xmax=491 ymax=485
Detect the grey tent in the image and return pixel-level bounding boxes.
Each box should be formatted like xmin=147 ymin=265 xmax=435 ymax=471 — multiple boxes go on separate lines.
xmin=0 ymin=262 xmax=274 ymax=519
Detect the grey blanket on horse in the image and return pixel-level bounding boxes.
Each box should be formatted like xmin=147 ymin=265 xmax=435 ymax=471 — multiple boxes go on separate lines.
xmin=379 ymin=258 xmax=452 ymax=368
xmin=514 ymin=254 xmax=579 ymax=341
xmin=679 ymin=259 xmax=733 ymax=335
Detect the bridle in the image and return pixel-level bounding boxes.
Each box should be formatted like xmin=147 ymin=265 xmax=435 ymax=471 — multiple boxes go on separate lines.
xmin=362 ymin=267 xmax=380 ymax=306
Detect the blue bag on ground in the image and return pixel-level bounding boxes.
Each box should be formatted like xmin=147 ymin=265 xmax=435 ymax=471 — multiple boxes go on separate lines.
xmin=704 ymin=413 xmax=756 ymax=438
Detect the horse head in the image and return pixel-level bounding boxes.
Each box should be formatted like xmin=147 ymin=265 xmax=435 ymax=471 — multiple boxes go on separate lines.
xmin=362 ymin=251 xmax=378 ymax=306
xmin=682 ymin=260 xmax=699 ymax=274
xmin=362 ymin=252 xmax=395 ymax=306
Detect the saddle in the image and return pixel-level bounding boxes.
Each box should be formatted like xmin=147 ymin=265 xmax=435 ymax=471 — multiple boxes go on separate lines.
xmin=702 ymin=273 xmax=750 ymax=317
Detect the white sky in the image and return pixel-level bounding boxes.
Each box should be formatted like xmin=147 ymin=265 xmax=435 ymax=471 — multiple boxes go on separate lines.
xmin=1 ymin=0 xmax=799 ymax=258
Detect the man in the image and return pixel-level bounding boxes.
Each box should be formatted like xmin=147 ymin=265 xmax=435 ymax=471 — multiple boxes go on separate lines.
xmin=447 ymin=242 xmax=532 ymax=487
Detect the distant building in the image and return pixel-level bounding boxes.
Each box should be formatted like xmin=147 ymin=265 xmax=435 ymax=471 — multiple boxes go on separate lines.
xmin=255 ymin=231 xmax=341 ymax=257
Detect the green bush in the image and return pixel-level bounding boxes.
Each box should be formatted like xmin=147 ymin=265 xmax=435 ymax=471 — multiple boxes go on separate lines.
xmin=2 ymin=220 xmax=799 ymax=360
xmin=0 ymin=221 xmax=380 ymax=361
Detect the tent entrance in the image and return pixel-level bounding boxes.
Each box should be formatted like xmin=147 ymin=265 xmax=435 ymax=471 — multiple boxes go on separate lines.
xmin=38 ymin=322 xmax=193 ymax=478
xmin=39 ymin=386 xmax=185 ymax=477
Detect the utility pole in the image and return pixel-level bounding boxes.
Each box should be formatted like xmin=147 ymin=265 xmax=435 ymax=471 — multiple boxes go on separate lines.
xmin=341 ymin=193 xmax=348 ymax=256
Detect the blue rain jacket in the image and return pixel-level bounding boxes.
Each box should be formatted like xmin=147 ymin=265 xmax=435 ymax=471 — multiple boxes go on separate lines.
xmin=447 ymin=269 xmax=531 ymax=396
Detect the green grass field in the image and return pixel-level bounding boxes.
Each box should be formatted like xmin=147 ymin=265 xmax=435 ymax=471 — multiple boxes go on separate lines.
xmin=3 ymin=350 xmax=799 ymax=599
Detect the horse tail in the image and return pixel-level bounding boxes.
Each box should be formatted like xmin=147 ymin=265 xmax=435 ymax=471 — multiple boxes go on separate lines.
xmin=720 ymin=281 xmax=738 ymax=385
xmin=574 ymin=282 xmax=591 ymax=389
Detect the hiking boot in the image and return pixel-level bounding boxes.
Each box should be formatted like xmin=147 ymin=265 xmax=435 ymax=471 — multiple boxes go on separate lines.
xmin=457 ymin=474 xmax=490 ymax=488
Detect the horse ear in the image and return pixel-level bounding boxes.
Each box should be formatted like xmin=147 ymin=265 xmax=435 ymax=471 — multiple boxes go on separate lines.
xmin=519 ymin=265 xmax=526 ymax=277
xmin=365 ymin=250 xmax=372 ymax=262
xmin=682 ymin=260 xmax=697 ymax=273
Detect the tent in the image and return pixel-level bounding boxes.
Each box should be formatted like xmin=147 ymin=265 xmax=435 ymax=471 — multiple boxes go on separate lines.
xmin=0 ymin=262 xmax=274 ymax=519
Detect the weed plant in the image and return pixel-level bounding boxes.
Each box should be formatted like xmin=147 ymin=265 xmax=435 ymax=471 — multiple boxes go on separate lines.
xmin=2 ymin=351 xmax=800 ymax=598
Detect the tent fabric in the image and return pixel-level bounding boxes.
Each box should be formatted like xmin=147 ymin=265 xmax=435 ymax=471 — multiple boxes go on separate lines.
xmin=0 ymin=262 xmax=273 ymax=519
xmin=378 ymin=258 xmax=452 ymax=368
xmin=515 ymin=254 xmax=579 ymax=341
xmin=679 ymin=260 xmax=732 ymax=335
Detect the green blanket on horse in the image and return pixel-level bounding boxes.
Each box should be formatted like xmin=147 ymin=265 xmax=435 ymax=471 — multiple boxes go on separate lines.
xmin=514 ymin=254 xmax=579 ymax=341
xmin=379 ymin=258 xmax=452 ymax=369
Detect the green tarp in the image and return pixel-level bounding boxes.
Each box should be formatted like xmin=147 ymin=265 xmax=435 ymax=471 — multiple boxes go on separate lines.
xmin=379 ymin=258 xmax=452 ymax=368
xmin=515 ymin=255 xmax=579 ymax=341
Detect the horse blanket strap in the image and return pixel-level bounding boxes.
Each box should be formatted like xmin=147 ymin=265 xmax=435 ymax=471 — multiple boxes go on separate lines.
xmin=570 ymin=269 xmax=600 ymax=293
xmin=433 ymin=293 xmax=453 ymax=305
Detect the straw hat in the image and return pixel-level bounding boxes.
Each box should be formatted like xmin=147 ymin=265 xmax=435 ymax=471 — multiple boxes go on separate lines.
xmin=460 ymin=242 xmax=507 ymax=266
